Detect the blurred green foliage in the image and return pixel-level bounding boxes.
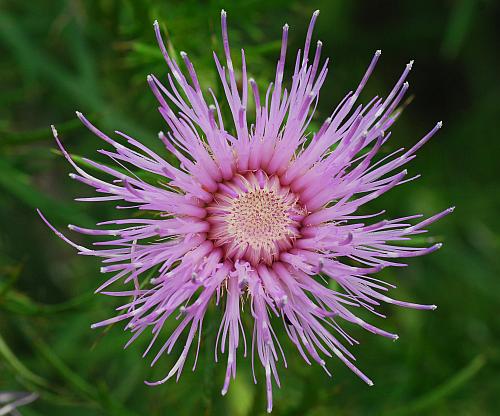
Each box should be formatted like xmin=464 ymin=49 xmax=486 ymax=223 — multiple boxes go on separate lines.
xmin=1 ymin=0 xmax=499 ymax=415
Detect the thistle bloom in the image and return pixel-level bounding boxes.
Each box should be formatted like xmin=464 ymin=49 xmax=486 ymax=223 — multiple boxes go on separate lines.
xmin=40 ymin=10 xmax=452 ymax=412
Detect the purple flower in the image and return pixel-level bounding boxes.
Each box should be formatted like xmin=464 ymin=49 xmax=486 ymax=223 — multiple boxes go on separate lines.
xmin=40 ymin=10 xmax=452 ymax=413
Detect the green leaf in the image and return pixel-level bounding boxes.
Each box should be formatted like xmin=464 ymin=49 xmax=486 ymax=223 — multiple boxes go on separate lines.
xmin=390 ymin=354 xmax=486 ymax=415
xmin=0 ymin=332 xmax=49 ymax=388
xmin=1 ymin=290 xmax=94 ymax=316
xmin=0 ymin=158 xmax=92 ymax=225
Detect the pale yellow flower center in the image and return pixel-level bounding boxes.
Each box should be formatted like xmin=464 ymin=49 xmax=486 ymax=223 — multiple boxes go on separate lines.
xmin=226 ymin=187 xmax=293 ymax=251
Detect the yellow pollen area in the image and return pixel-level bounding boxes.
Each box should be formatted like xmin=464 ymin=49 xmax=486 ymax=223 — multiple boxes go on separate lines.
xmin=226 ymin=188 xmax=293 ymax=249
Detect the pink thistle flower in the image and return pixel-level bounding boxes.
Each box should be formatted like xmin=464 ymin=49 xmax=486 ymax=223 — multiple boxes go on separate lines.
xmin=40 ymin=10 xmax=452 ymax=413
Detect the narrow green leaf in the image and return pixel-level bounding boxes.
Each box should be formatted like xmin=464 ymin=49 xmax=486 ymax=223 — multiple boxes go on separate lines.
xmin=391 ymin=354 xmax=486 ymax=415
xmin=0 ymin=332 xmax=49 ymax=388
xmin=0 ymin=158 xmax=92 ymax=225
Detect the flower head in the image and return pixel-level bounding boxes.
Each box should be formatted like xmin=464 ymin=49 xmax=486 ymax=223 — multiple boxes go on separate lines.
xmin=40 ymin=10 xmax=452 ymax=413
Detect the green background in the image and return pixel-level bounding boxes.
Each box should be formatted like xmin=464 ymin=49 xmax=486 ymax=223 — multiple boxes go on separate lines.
xmin=1 ymin=0 xmax=499 ymax=414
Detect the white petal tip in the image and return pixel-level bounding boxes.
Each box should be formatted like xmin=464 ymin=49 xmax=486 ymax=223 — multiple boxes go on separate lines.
xmin=437 ymin=121 xmax=443 ymax=128
xmin=153 ymin=20 xmax=159 ymax=27
xmin=67 ymin=224 xmax=74 ymax=230
xmin=68 ymin=173 xmax=77 ymax=179
xmin=408 ymin=60 xmax=414 ymax=69
xmin=375 ymin=49 xmax=382 ymax=56
xmin=180 ymin=51 xmax=187 ymax=58
xmin=75 ymin=111 xmax=83 ymax=118
xmin=221 ymin=9 xmax=227 ymax=16
xmin=448 ymin=206 xmax=456 ymax=212
xmin=431 ymin=305 xmax=438 ymax=310
xmin=313 ymin=10 xmax=320 ymax=16
xmin=283 ymin=23 xmax=289 ymax=30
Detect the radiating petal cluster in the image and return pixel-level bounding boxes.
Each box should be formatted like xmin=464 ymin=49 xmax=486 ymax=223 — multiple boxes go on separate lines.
xmin=41 ymin=10 xmax=452 ymax=413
